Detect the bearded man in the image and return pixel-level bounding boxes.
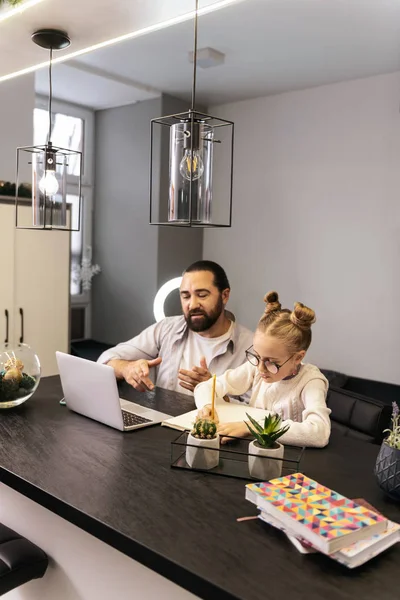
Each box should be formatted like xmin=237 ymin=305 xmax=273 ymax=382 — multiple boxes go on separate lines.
xmin=98 ymin=261 xmax=253 ymax=395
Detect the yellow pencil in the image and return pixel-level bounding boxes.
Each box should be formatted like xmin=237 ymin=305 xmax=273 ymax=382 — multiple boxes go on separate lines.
xmin=211 ymin=374 xmax=216 ymax=420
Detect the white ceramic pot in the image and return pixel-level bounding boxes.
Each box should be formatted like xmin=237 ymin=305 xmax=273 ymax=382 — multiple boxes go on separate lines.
xmin=186 ymin=433 xmax=220 ymax=470
xmin=248 ymin=440 xmax=284 ymax=481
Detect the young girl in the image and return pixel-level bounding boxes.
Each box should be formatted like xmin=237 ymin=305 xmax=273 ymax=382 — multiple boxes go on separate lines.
xmin=194 ymin=291 xmax=331 ymax=448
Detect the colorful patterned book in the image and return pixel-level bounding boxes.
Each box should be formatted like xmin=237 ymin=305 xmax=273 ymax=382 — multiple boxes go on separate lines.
xmin=258 ymin=510 xmax=400 ymax=567
xmin=246 ymin=473 xmax=388 ymax=554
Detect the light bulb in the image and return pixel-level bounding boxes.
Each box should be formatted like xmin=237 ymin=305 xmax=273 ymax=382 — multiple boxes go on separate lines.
xmin=39 ymin=171 xmax=59 ymax=196
xmin=179 ymin=149 xmax=204 ymax=181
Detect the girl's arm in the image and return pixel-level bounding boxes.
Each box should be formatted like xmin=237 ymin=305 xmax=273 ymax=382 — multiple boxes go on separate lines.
xmin=279 ymin=379 xmax=331 ymax=448
xmin=194 ymin=362 xmax=256 ymax=409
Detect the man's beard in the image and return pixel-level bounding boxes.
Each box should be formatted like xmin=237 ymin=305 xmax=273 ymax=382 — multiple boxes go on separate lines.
xmin=185 ymin=296 xmax=224 ymax=332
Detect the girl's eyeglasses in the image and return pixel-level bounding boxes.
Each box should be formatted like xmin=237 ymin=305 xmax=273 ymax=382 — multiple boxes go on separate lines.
xmin=245 ymin=346 xmax=293 ymax=375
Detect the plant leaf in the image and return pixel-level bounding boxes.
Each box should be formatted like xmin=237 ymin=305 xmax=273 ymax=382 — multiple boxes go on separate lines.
xmin=245 ymin=422 xmax=263 ymax=444
xmin=246 ymin=413 xmax=264 ymax=435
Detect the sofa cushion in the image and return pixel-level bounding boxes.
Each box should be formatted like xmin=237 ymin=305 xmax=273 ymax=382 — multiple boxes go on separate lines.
xmin=343 ymin=376 xmax=400 ymax=408
xmin=327 ymin=386 xmax=391 ymax=443
xmin=330 ymin=421 xmax=376 ymax=443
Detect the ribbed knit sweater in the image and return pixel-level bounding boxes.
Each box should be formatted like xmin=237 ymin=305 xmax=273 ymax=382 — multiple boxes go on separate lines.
xmin=194 ymin=362 xmax=331 ymax=448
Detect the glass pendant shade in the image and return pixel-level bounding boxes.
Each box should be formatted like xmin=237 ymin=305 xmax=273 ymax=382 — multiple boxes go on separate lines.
xmin=150 ymin=110 xmax=234 ymax=228
xmin=168 ymin=120 xmax=214 ymax=224
xmin=16 ymin=143 xmax=82 ymax=230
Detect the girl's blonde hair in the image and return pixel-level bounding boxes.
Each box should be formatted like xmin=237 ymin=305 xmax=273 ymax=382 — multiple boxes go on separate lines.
xmin=257 ymin=291 xmax=316 ymax=354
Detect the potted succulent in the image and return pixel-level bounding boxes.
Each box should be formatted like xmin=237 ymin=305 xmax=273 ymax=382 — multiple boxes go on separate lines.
xmin=186 ymin=417 xmax=220 ymax=470
xmin=375 ymin=402 xmax=400 ymax=501
xmin=246 ymin=413 xmax=289 ymax=481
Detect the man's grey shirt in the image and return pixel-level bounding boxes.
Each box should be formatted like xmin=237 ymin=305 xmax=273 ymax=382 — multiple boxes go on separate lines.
xmin=98 ymin=314 xmax=254 ymax=393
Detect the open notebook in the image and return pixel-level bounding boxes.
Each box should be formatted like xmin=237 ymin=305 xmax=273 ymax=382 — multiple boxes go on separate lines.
xmin=162 ymin=404 xmax=269 ymax=431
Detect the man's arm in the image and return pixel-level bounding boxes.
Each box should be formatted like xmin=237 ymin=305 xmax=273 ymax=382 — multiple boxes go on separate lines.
xmin=98 ymin=322 xmax=163 ymax=392
xmin=108 ymin=357 xmax=162 ymax=392
xmin=178 ymin=356 xmax=212 ymax=393
xmin=97 ymin=321 xmax=161 ymax=365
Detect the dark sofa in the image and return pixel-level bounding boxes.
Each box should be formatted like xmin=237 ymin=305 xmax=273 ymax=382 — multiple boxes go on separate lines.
xmin=322 ymin=369 xmax=397 ymax=444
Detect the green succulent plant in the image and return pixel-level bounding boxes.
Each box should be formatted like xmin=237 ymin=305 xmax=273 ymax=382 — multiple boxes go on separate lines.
xmin=191 ymin=418 xmax=218 ymax=440
xmin=246 ymin=412 xmax=290 ymax=449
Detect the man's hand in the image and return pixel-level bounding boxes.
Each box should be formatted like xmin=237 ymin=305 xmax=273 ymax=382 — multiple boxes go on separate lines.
xmin=217 ymin=422 xmax=250 ymax=445
xmin=178 ymin=356 xmax=211 ymax=393
xmin=108 ymin=357 xmax=162 ymax=392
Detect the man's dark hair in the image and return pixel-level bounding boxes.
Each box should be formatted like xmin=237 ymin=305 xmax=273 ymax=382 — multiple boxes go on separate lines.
xmin=184 ymin=260 xmax=230 ymax=292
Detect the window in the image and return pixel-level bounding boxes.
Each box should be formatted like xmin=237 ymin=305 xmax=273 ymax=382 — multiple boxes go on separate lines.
xmin=34 ymin=97 xmax=95 ymax=337
xmin=34 ymin=108 xmax=83 ymax=176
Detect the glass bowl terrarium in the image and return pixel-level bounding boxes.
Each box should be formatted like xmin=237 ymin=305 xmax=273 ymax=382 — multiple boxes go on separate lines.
xmin=0 ymin=345 xmax=41 ymax=408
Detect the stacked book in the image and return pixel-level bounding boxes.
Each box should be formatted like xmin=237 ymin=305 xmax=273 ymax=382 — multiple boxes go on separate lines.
xmin=246 ymin=473 xmax=400 ymax=568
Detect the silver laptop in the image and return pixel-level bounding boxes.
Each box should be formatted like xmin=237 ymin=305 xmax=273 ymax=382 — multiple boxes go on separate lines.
xmin=56 ymin=352 xmax=172 ymax=431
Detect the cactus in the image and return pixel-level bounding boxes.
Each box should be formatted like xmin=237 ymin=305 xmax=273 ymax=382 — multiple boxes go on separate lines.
xmin=191 ymin=418 xmax=217 ymax=440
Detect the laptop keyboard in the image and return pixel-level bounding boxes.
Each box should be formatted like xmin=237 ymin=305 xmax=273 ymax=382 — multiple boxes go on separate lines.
xmin=122 ymin=410 xmax=152 ymax=428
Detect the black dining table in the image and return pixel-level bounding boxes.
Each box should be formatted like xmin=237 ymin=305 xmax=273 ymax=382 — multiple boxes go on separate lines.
xmin=0 ymin=376 xmax=399 ymax=600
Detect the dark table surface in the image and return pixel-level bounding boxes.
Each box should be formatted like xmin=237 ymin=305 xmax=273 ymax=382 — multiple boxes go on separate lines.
xmin=1 ymin=377 xmax=400 ymax=600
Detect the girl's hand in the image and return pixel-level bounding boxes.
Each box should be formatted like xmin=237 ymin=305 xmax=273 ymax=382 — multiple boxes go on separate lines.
xmin=197 ymin=404 xmax=220 ymax=424
xmin=217 ymin=422 xmax=250 ymax=444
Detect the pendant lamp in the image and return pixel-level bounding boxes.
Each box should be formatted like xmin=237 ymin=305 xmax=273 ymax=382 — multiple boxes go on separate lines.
xmin=149 ymin=0 xmax=234 ymax=227
xmin=15 ymin=29 xmax=82 ymax=230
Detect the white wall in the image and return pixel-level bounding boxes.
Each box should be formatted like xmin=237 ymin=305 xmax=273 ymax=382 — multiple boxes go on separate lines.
xmin=1 ymin=484 xmax=198 ymax=600
xmin=205 ymin=72 xmax=400 ymax=384
xmin=0 ymin=75 xmax=35 ymax=180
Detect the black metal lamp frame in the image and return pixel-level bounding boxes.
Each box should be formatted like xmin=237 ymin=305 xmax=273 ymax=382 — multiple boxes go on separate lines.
xmin=15 ymin=28 xmax=82 ymax=232
xmin=150 ymin=108 xmax=234 ymax=227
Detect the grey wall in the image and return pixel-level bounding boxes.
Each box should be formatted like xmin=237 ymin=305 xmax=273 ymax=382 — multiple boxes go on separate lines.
xmin=92 ymin=95 xmax=203 ymax=344
xmin=92 ymin=98 xmax=161 ymax=344
xmin=204 ymin=72 xmax=400 ymax=384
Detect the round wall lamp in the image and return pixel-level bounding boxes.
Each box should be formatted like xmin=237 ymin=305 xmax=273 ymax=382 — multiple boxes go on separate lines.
xmin=153 ymin=277 xmax=182 ymax=322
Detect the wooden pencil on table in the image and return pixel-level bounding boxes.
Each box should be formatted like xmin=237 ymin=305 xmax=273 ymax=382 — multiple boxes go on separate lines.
xmin=211 ymin=374 xmax=216 ymax=420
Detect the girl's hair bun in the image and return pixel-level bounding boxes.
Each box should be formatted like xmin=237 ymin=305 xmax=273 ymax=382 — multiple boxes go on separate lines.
xmin=290 ymin=302 xmax=316 ymax=330
xmin=264 ymin=291 xmax=281 ymax=315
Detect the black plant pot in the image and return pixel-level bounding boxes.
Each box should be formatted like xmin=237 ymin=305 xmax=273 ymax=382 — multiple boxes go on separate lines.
xmin=374 ymin=441 xmax=400 ymax=501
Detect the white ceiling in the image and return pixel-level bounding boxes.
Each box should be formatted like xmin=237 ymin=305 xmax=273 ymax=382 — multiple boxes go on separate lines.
xmin=5 ymin=0 xmax=400 ymax=109
xmin=0 ymin=0 xmax=234 ymax=77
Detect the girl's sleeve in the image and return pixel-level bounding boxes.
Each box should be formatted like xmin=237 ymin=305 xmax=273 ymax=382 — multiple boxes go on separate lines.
xmin=280 ymin=379 xmax=331 ymax=448
xmin=194 ymin=362 xmax=256 ymax=409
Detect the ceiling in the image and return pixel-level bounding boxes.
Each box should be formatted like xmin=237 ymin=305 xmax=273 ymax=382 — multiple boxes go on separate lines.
xmin=5 ymin=0 xmax=400 ymax=109
xmin=0 ymin=0 xmax=236 ymax=77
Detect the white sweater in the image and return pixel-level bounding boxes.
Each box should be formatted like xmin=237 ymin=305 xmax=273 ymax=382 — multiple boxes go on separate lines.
xmin=194 ymin=362 xmax=331 ymax=448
